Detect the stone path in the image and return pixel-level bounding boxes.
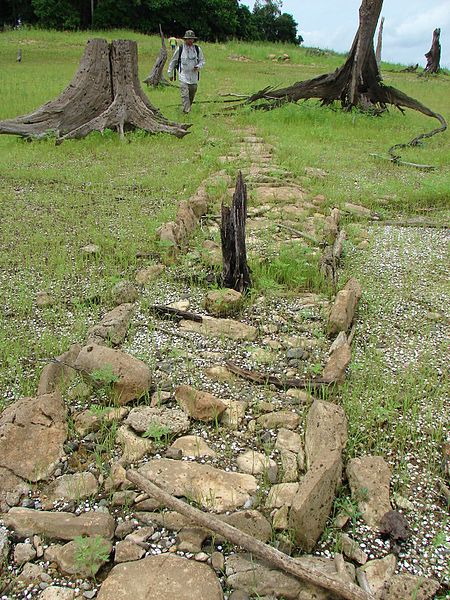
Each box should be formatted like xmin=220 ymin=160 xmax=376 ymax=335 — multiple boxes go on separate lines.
xmin=0 ymin=131 xmax=445 ymax=600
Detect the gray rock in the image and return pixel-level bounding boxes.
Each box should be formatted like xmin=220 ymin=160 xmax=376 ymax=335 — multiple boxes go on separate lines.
xmin=380 ymin=574 xmax=440 ymax=599
xmin=114 ymin=540 xmax=145 ymax=563
xmin=137 ymin=459 xmax=257 ymax=512
xmin=0 ymin=392 xmax=67 ymax=482
xmin=257 ymin=411 xmax=300 ymax=430
xmin=116 ymin=425 xmax=154 ymax=465
xmin=75 ymin=344 xmax=151 ymax=405
xmin=51 ymin=538 xmax=112 ymax=577
xmin=175 ymin=385 xmax=227 ymax=422
xmin=0 ymin=527 xmax=10 ymax=563
xmin=97 ymin=554 xmax=223 ymax=600
xmin=226 ymin=554 xmax=355 ymax=599
xmin=322 ymin=342 xmax=351 ymax=383
xmin=265 ymin=483 xmax=299 ymax=509
xmin=126 ymin=406 xmax=190 ymax=435
xmin=37 ymin=344 xmax=81 ymax=395
xmin=14 ymin=541 xmax=37 ymax=564
xmin=38 ymin=587 xmax=76 ymax=600
xmin=347 ymin=456 xmax=391 ymax=528
xmin=211 ymin=551 xmax=225 ymax=571
xmin=40 ymin=473 xmax=98 ymax=510
xmin=170 ymin=435 xmax=217 ymax=457
xmin=111 ymin=280 xmax=139 ymax=305
xmin=180 ymin=316 xmax=257 ymax=341
xmin=236 ymin=450 xmax=277 ymax=482
xmin=338 ymin=533 xmax=368 ymax=564
xmin=135 ymin=264 xmax=165 ymax=285
xmin=357 ymin=554 xmax=396 ymax=594
xmin=289 ymin=457 xmax=343 ymax=552
xmin=305 ymin=400 xmax=347 ymax=469
xmin=177 ymin=527 xmax=209 ymax=553
xmin=87 ymin=304 xmax=135 ymax=346
xmin=3 ymin=507 xmax=115 ymax=541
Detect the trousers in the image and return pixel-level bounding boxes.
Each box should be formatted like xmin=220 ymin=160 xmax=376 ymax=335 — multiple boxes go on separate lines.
xmin=180 ymin=82 xmax=198 ymax=113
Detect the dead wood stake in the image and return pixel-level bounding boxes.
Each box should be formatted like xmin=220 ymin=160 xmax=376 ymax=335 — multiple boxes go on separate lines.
xmin=126 ymin=469 xmax=373 ymax=600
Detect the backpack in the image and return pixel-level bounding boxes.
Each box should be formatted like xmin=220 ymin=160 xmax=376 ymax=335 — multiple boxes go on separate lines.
xmin=176 ymin=44 xmax=200 ymax=81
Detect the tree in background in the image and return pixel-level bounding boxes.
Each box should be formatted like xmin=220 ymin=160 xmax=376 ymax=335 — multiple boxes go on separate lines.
xmin=0 ymin=0 xmax=301 ymax=45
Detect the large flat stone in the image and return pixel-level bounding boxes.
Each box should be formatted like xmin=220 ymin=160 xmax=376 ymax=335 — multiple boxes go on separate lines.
xmin=2 ymin=508 xmax=115 ymax=541
xmin=180 ymin=317 xmax=257 ymax=341
xmin=346 ymin=456 xmax=391 ymax=528
xmin=75 ymin=344 xmax=151 ymax=405
xmin=305 ymin=400 xmax=347 ymax=468
xmin=0 ymin=392 xmax=67 ymax=482
xmin=97 ymin=554 xmax=223 ymax=600
xmin=137 ymin=459 xmax=257 ymax=512
xmin=289 ymin=457 xmax=343 ymax=552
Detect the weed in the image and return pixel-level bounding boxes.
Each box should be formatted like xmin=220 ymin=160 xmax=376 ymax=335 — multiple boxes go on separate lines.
xmin=73 ymin=535 xmax=111 ymax=578
xmin=142 ymin=422 xmax=171 ymax=447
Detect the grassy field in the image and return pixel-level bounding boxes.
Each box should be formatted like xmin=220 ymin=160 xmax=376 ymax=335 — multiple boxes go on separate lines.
xmin=0 ymin=28 xmax=449 ymax=402
xmin=0 ymin=27 xmax=449 ymax=595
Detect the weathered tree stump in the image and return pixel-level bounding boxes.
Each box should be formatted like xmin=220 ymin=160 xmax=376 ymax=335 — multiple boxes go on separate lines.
xmin=144 ymin=26 xmax=169 ymax=88
xmin=0 ymin=39 xmax=189 ymax=141
xmin=221 ymin=171 xmax=252 ymax=292
xmin=229 ymin=0 xmax=446 ymax=136
xmin=424 ymin=28 xmax=441 ymax=74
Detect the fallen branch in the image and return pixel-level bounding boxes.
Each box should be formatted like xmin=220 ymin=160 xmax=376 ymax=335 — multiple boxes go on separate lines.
xmin=149 ymin=305 xmax=203 ymax=322
xmin=225 ymin=361 xmax=330 ymax=390
xmin=370 ymin=153 xmax=435 ymax=170
xmin=275 ymin=223 xmax=321 ymax=246
xmin=126 ymin=469 xmax=372 ymax=600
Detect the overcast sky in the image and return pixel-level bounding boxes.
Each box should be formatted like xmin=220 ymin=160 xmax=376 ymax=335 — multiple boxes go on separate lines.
xmin=243 ymin=1 xmax=450 ymax=68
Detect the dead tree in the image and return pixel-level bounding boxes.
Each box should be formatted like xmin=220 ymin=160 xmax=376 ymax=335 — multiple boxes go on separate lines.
xmin=227 ymin=0 xmax=446 ymax=163
xmin=221 ymin=171 xmax=252 ymax=292
xmin=424 ymin=28 xmax=441 ymax=73
xmin=0 ymin=39 xmax=189 ymax=141
xmin=375 ymin=16 xmax=384 ymax=68
xmin=144 ymin=25 xmax=169 ymax=87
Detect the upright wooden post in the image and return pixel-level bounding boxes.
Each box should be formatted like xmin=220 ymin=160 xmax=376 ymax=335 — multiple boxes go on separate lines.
xmin=221 ymin=171 xmax=252 ymax=292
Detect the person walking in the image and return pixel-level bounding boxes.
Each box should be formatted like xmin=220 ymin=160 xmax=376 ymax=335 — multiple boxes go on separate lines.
xmin=167 ymin=30 xmax=205 ymax=114
xmin=168 ymin=35 xmax=177 ymax=52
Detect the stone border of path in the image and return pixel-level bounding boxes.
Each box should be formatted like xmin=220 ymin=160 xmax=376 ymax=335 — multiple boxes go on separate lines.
xmin=0 ymin=132 xmax=441 ymax=600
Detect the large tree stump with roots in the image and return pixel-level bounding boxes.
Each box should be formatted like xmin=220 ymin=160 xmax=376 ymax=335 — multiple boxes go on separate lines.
xmin=221 ymin=171 xmax=252 ymax=293
xmin=227 ymin=0 xmax=446 ymax=160
xmin=0 ymin=38 xmax=189 ymax=142
xmin=144 ymin=25 xmax=169 ymax=87
xmin=424 ymin=28 xmax=441 ymax=74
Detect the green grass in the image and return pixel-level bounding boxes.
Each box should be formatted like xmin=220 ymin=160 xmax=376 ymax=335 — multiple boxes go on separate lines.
xmin=0 ymin=28 xmax=449 ymax=406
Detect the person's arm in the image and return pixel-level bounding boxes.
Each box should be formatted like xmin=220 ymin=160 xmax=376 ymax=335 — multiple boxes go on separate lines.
xmin=167 ymin=47 xmax=180 ymax=78
xmin=195 ymin=47 xmax=205 ymax=70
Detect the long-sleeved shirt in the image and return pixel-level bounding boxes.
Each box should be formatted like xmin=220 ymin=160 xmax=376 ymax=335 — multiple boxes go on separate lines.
xmin=167 ymin=43 xmax=205 ymax=85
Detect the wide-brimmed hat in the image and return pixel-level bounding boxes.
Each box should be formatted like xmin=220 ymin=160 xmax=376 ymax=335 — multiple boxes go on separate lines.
xmin=183 ymin=30 xmax=197 ymax=40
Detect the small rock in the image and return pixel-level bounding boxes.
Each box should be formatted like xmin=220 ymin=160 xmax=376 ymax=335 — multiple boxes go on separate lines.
xmin=357 ymin=554 xmax=396 ymax=594
xmin=36 ymin=291 xmax=55 ymax=308
xmin=257 ymin=411 xmax=300 ymax=430
xmin=14 ymin=542 xmax=37 ymax=564
xmin=237 ymin=450 xmax=277 ymax=482
xmin=211 ymin=551 xmax=225 ymax=571
xmin=175 ymin=385 xmax=227 ymax=422
xmin=338 ymin=533 xmax=368 ymax=564
xmin=347 ymin=456 xmax=391 ymax=528
xmin=114 ymin=540 xmax=145 ymax=563
xmin=111 ymin=280 xmax=139 ymax=305
xmin=135 ymin=264 xmax=165 ymax=285
xmin=194 ymin=551 xmax=209 ymax=562
xmin=81 ymin=244 xmax=100 ymax=255
xmin=204 ymin=289 xmax=243 ymax=317
xmin=170 ymin=435 xmax=217 ymax=458
xmin=39 ymin=587 xmax=76 ymax=600
xmin=265 ymin=483 xmax=299 ymax=509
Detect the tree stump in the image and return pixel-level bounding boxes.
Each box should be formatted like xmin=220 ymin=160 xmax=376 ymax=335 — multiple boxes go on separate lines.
xmin=144 ymin=26 xmax=169 ymax=88
xmin=221 ymin=171 xmax=252 ymax=292
xmin=230 ymin=0 xmax=446 ymax=136
xmin=0 ymin=39 xmax=189 ymax=141
xmin=424 ymin=28 xmax=441 ymax=74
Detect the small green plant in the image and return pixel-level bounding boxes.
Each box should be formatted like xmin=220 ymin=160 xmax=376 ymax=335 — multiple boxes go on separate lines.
xmin=91 ymin=364 xmax=119 ymax=387
xmin=142 ymin=422 xmax=171 ymax=447
xmin=73 ymin=535 xmax=111 ymax=578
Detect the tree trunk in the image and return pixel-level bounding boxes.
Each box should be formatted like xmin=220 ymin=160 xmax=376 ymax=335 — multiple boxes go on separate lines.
xmin=0 ymin=39 xmax=189 ymax=141
xmin=230 ymin=0 xmax=446 ymax=150
xmin=144 ymin=25 xmax=169 ymax=87
xmin=375 ymin=16 xmax=384 ymax=68
xmin=424 ymin=28 xmax=441 ymax=73
xmin=221 ymin=171 xmax=252 ymax=292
